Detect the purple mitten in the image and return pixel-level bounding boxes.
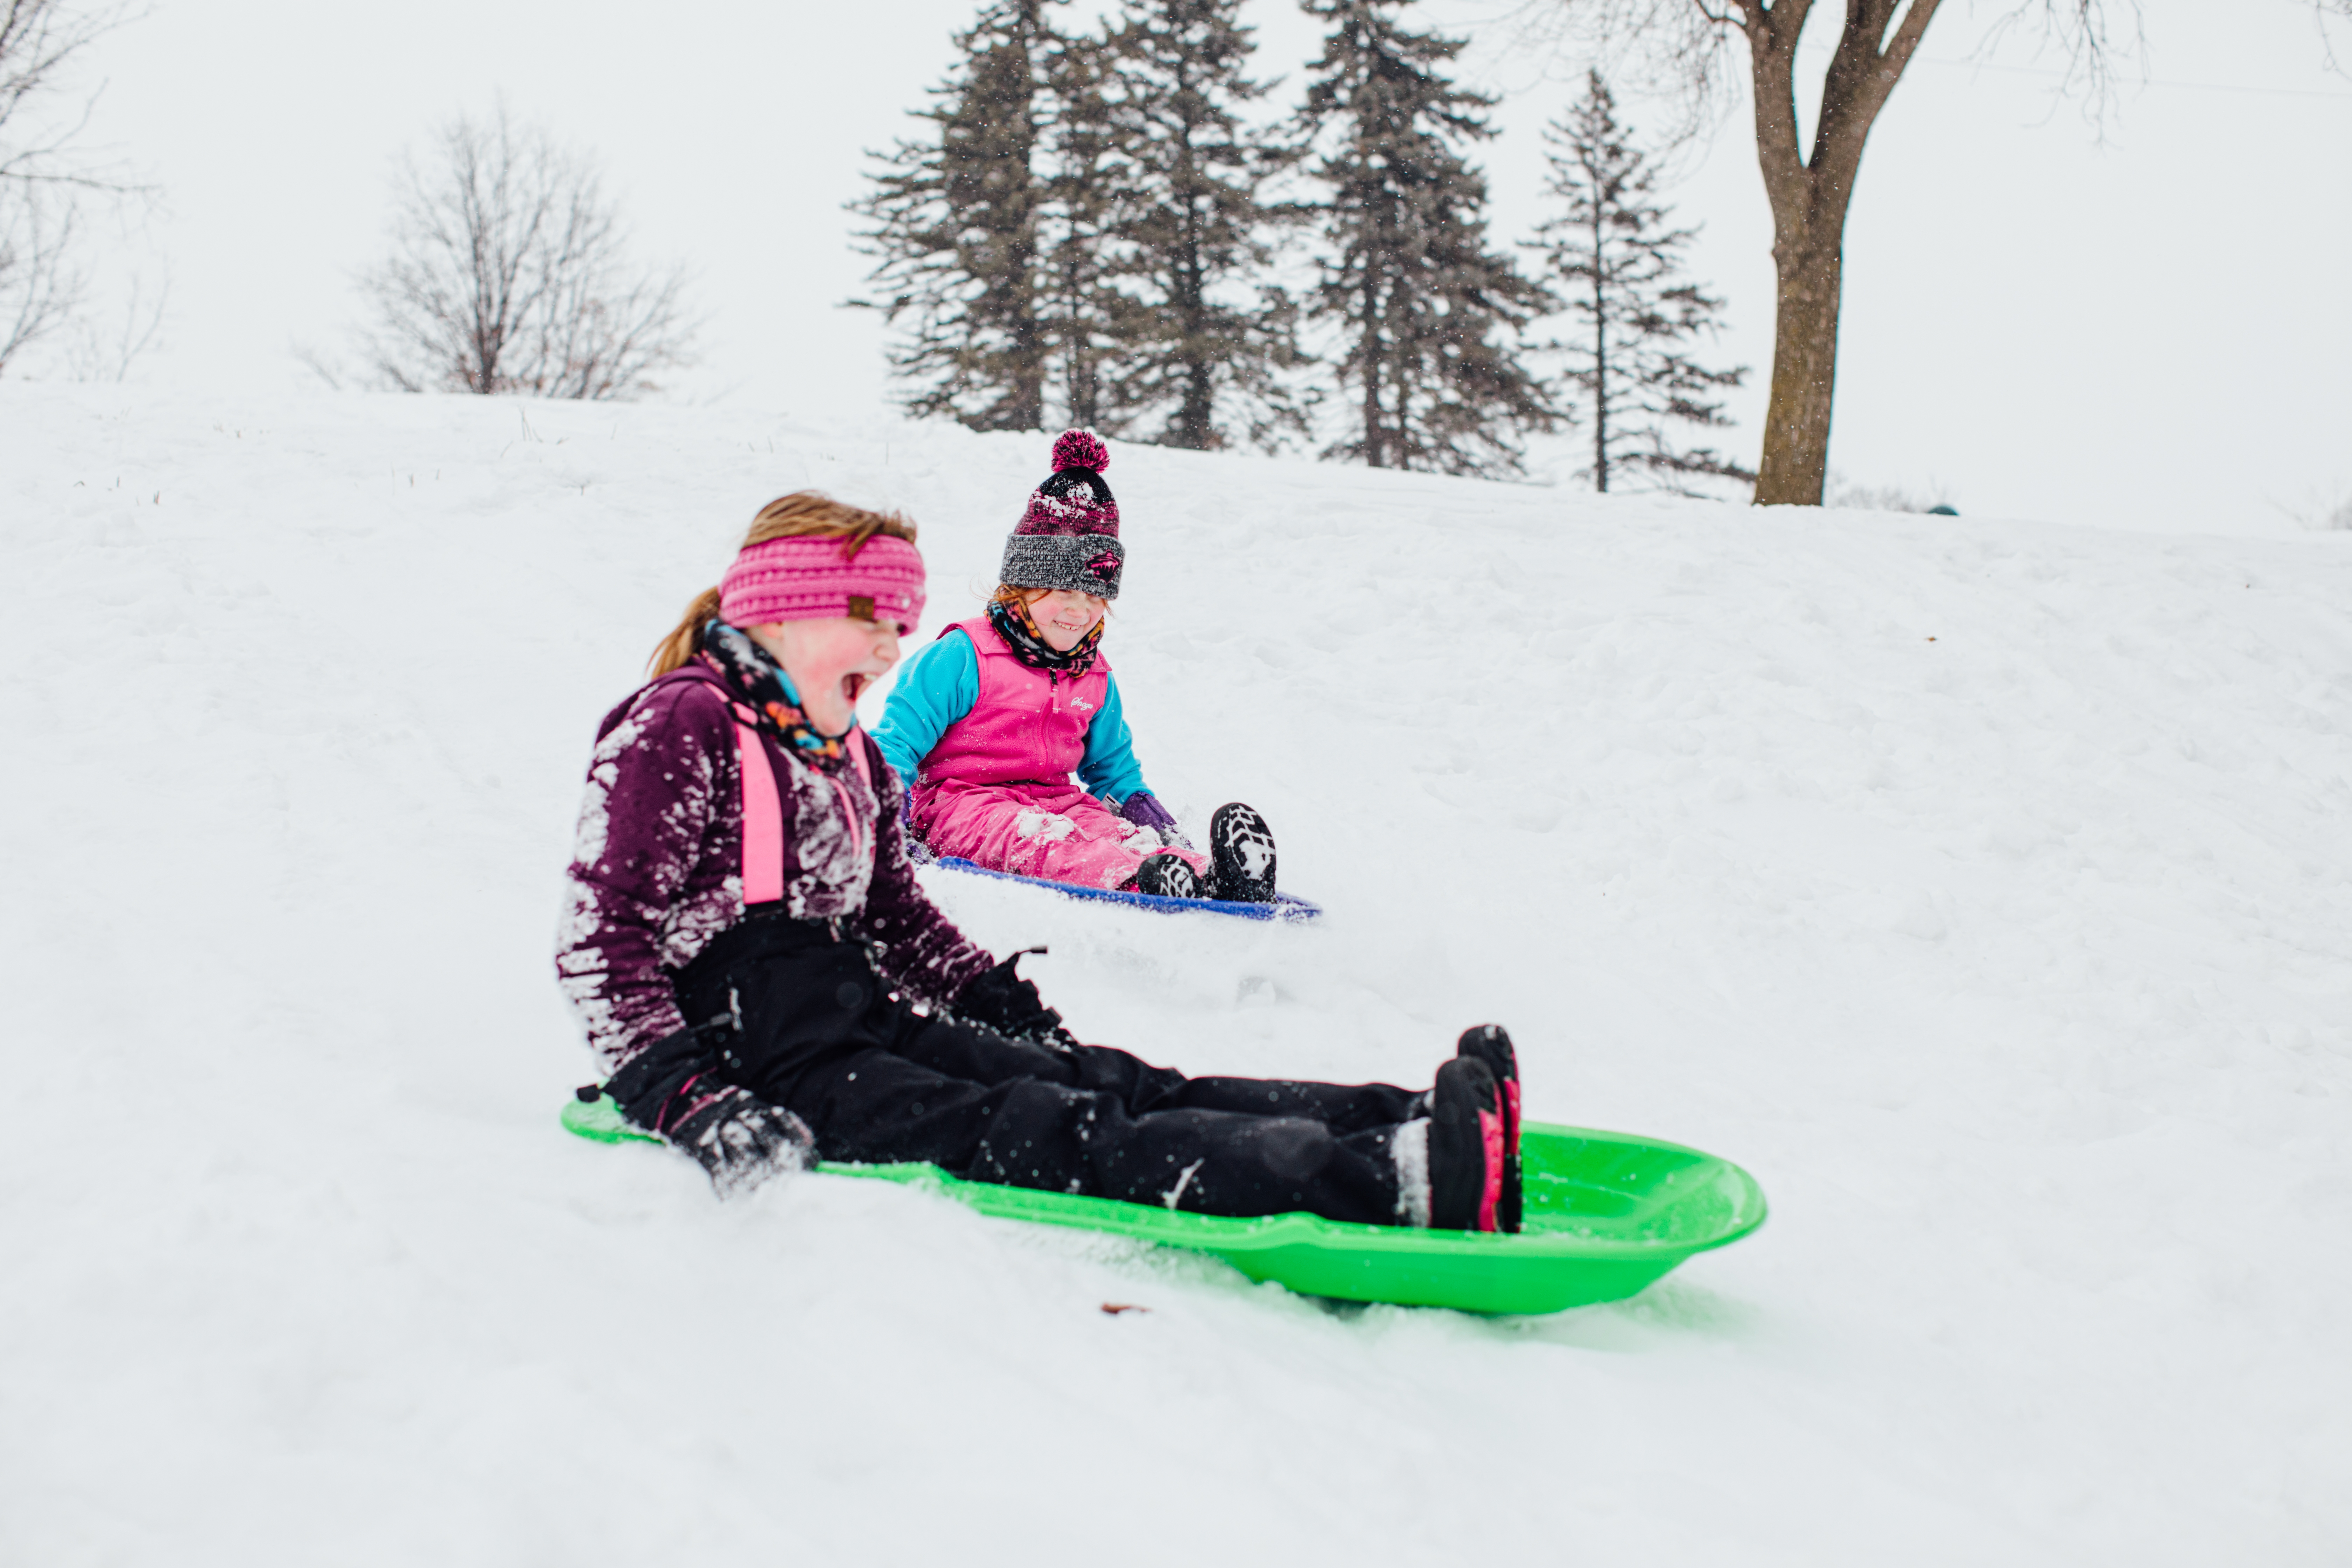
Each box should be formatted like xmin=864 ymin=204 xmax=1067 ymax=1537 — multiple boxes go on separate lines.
xmin=1118 ymin=791 xmax=1190 ymax=848
xmin=898 ymin=783 xmax=935 ymax=865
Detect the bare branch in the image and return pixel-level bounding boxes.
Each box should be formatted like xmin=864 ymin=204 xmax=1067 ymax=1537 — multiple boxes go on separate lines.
xmin=0 ymin=1 xmax=154 ymax=377
xmin=1878 ymin=0 xmax=1943 ymax=75
xmin=61 ymin=257 xmax=161 ymax=379
xmin=1811 ymin=0 xmax=1946 ymax=192
xmin=0 ymin=181 xmax=80 ymax=371
xmin=354 ymin=106 xmax=698 ymax=400
xmin=0 ymin=1 xmax=146 ymax=196
xmin=290 ymin=338 xmax=346 ymax=392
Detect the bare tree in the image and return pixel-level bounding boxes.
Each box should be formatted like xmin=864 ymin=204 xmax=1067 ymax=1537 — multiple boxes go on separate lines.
xmin=359 ymin=107 xmax=695 ymax=400
xmin=0 ymin=182 xmax=76 ymax=368
xmin=0 ymin=0 xmax=138 ymax=375
xmin=61 ymin=255 xmax=162 ymax=378
xmin=0 ymin=0 xmax=117 ymax=188
xmin=1535 ymin=1 xmax=2351 ymax=506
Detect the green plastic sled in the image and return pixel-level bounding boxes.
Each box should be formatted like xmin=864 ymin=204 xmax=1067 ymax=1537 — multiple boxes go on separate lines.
xmin=561 ymin=1094 xmax=1765 ymax=1315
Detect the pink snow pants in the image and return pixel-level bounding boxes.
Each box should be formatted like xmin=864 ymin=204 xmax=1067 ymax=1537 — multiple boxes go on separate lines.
xmin=917 ymin=778 xmax=1210 ymax=890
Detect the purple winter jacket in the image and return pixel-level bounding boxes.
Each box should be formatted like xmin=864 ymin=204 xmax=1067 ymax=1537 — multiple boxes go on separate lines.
xmin=554 ymin=663 xmax=996 ymax=1071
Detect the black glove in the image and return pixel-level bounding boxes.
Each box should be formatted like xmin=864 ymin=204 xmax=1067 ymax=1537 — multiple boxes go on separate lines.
xmin=953 ymin=948 xmax=1076 ymax=1049
xmin=604 ymin=1022 xmax=814 ymax=1199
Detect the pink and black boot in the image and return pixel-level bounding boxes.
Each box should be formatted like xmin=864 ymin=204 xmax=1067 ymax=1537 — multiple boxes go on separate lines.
xmin=1426 ymin=1056 xmax=1509 ymax=1233
xmin=1454 ymin=1025 xmax=1522 ymax=1232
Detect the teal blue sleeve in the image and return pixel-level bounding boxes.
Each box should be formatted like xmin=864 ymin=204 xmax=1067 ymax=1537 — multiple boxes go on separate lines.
xmin=872 ymin=630 xmax=979 ymax=790
xmin=1077 ymin=673 xmax=1151 ymax=802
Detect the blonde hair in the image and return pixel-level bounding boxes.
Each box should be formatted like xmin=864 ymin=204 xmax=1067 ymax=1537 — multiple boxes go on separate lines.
xmin=989 ymin=583 xmax=1109 ymax=612
xmin=649 ymin=492 xmax=919 ymax=677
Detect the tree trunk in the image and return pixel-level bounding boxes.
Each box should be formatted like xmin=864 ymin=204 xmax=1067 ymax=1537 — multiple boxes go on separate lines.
xmin=1003 ymin=0 xmax=1049 ymax=430
xmin=1591 ymin=199 xmax=1609 ymax=491
xmin=1174 ymin=213 xmax=1214 ymax=447
xmin=1180 ymin=356 xmax=1214 ymax=447
xmin=1007 ymin=311 xmax=1045 ymax=430
xmin=1736 ymin=0 xmax=1941 ymax=506
xmin=1754 ymin=229 xmax=1843 ymax=504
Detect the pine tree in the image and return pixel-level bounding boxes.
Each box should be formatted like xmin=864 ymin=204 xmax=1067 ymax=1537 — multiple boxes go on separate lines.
xmin=1097 ymin=0 xmax=1305 ymax=451
xmin=852 ymin=0 xmax=1054 ymax=431
xmin=1295 ymin=0 xmax=1554 ymax=477
xmin=1530 ymin=71 xmax=1752 ymax=496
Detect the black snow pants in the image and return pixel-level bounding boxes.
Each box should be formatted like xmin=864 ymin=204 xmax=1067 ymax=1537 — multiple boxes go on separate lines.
xmin=672 ymin=914 xmax=1421 ymax=1225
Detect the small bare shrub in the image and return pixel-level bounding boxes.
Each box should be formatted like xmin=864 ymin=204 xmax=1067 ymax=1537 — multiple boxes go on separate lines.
xmin=357 ymin=106 xmax=695 ymax=400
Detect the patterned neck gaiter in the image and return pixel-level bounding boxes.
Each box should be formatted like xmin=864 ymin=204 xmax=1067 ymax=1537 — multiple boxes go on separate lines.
xmin=986 ymin=595 xmax=1104 ymax=677
xmin=698 ymin=620 xmax=854 ymax=771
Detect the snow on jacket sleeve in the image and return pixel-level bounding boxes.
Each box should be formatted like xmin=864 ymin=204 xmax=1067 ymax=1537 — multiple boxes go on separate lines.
xmin=555 ymin=674 xmax=999 ymax=1067
xmin=554 ymin=679 xmax=736 ymax=1072
xmin=1075 ymin=672 xmax=1151 ymax=803
xmin=844 ymin=733 xmax=996 ymax=1007
xmin=871 ymin=629 xmax=979 ymax=791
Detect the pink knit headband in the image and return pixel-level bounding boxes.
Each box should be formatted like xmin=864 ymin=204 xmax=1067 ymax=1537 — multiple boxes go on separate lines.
xmin=719 ymin=533 xmax=928 ymax=635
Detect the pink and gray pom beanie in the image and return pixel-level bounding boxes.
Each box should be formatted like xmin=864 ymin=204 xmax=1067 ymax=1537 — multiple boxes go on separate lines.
xmin=1000 ymin=429 xmax=1124 ymax=600
xmin=720 ymin=532 xmax=927 ymax=635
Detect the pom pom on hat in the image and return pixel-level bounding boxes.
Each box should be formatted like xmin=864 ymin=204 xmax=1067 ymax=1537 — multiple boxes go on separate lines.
xmin=1002 ymin=429 xmax=1124 ymax=598
xmin=1014 ymin=433 xmax=1119 ymax=540
xmin=1051 ymin=428 xmax=1109 ymax=473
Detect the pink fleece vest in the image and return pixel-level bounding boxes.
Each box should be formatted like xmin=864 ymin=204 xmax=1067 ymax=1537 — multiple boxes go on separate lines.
xmin=918 ymin=616 xmax=1112 ymax=788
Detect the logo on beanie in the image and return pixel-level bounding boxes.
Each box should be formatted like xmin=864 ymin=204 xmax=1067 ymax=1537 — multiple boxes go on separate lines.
xmin=1085 ymin=551 xmax=1122 ymax=586
xmin=849 ymin=595 xmax=875 ymax=622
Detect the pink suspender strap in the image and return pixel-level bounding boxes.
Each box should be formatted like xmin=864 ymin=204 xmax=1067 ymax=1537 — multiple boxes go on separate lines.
xmin=732 ymin=705 xmax=786 ymax=906
xmin=730 ymin=709 xmax=878 ymax=906
xmin=831 ymin=729 xmax=874 ymax=870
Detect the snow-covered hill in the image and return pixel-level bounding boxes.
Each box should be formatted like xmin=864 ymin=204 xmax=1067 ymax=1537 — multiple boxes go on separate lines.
xmin=5 ymin=385 xmax=2347 ymax=1565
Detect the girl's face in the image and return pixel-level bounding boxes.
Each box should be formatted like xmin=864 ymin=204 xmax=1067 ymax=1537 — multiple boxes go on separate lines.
xmin=1026 ymin=588 xmax=1107 ymax=653
xmin=748 ymin=615 xmax=902 ymax=737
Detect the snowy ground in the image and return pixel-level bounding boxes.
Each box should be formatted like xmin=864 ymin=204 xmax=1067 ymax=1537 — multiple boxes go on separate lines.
xmin=5 ymin=385 xmax=2348 ymax=1565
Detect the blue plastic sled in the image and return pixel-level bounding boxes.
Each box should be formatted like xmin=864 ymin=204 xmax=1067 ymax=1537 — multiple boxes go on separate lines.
xmin=929 ymin=855 xmax=1323 ymax=922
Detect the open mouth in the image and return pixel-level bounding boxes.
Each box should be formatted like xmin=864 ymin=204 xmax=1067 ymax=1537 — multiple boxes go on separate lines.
xmin=842 ymin=672 xmax=869 ymax=703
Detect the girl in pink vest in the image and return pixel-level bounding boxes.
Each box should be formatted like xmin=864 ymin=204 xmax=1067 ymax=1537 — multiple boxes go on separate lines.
xmin=874 ymin=430 xmax=1279 ymax=903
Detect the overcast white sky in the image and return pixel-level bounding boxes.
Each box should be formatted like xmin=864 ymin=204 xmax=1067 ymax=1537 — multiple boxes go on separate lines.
xmin=40 ymin=0 xmax=2352 ymax=532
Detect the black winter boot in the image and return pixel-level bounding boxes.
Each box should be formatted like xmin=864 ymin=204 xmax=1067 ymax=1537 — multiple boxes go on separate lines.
xmin=1455 ymin=1025 xmax=1522 ymax=1232
xmin=1428 ymin=1057 xmax=1506 ymax=1233
xmin=1130 ymin=851 xmax=1204 ymax=899
xmin=1205 ymin=802 xmax=1278 ymax=903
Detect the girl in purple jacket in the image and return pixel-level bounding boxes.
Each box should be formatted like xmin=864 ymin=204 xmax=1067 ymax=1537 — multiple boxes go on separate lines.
xmin=556 ymin=491 xmax=1527 ymax=1230
xmin=873 ymin=430 xmax=1274 ymax=904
